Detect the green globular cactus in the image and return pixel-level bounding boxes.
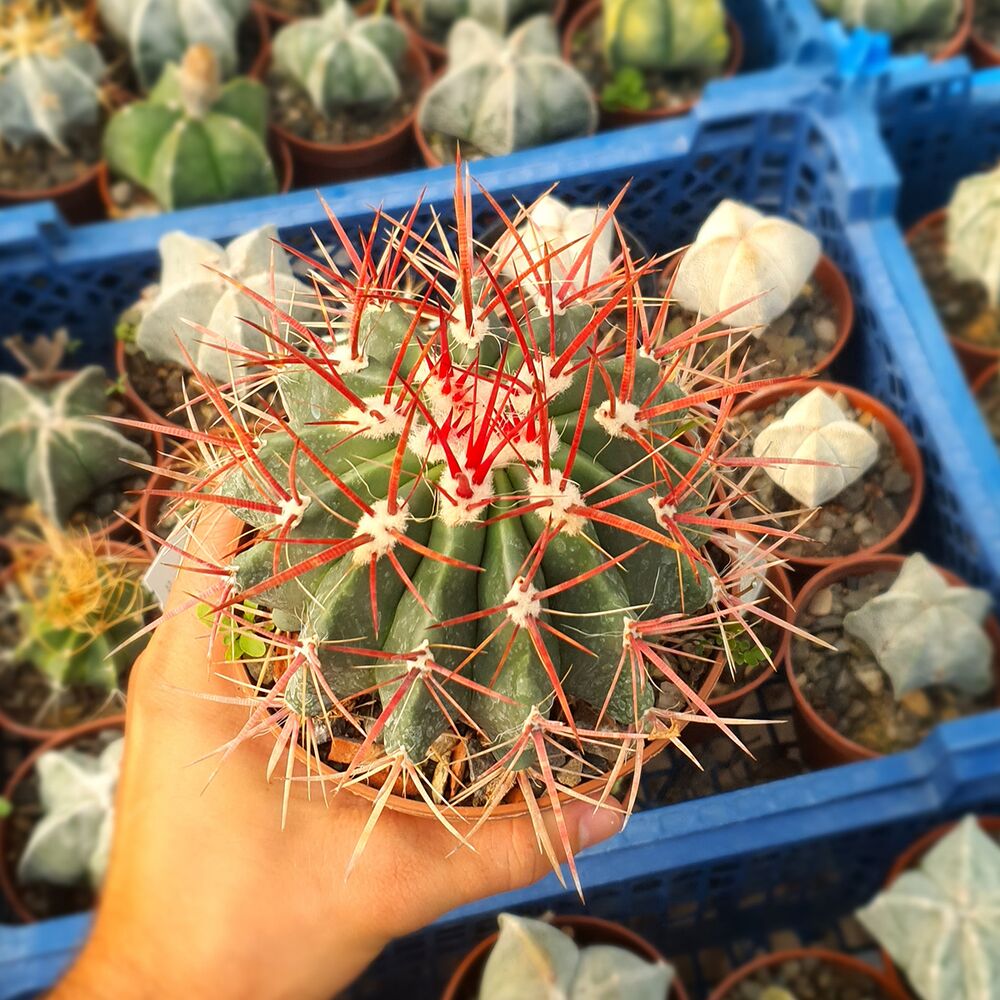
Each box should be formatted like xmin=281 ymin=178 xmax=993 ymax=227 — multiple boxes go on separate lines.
xmin=0 ymin=2 xmax=107 ymax=153
xmin=478 ymin=914 xmax=674 ymax=999
xmin=272 ymin=0 xmax=409 ymax=116
xmin=857 ymin=815 xmax=1000 ymax=1000
xmin=818 ymin=0 xmax=961 ymax=41
xmin=947 ymin=162 xmax=1000 ymax=306
xmin=17 ymin=737 xmax=123 ymax=891
xmin=603 ymin=0 xmax=729 ymax=74
xmin=417 ymin=16 xmax=597 ymax=157
xmin=102 ymin=44 xmax=277 ymax=211
xmin=96 ymin=0 xmax=250 ymax=92
xmin=162 ymin=176 xmax=793 ymax=875
xmin=409 ymin=0 xmax=550 ymax=39
xmin=0 ymin=366 xmax=149 ymax=527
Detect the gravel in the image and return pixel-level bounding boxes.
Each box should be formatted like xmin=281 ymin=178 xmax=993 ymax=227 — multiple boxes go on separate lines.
xmin=0 ymin=122 xmax=102 ymax=194
xmin=979 ymin=374 xmax=1000 ymax=446
xmin=973 ymin=5 xmax=1000 ymax=48
xmin=725 ymin=955 xmax=891 ymax=999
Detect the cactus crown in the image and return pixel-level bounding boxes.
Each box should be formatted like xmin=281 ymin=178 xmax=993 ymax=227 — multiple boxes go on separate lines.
xmin=857 ymin=815 xmax=1000 ymax=1000
xmin=0 ymin=366 xmax=150 ymax=526
xmin=0 ymin=1 xmax=106 ymax=153
xmin=97 ymin=0 xmax=251 ymax=91
xmin=102 ymin=45 xmax=278 ymax=211
xmin=411 ymin=0 xmax=548 ymax=37
xmin=17 ymin=736 xmax=123 ymax=890
xmin=152 ymin=174 xmax=795 ymax=882
xmin=135 ymin=225 xmax=311 ymax=383
xmin=818 ymin=0 xmax=961 ymax=40
xmin=751 ymin=387 xmax=879 ymax=507
xmin=672 ymin=199 xmax=822 ymax=329
xmin=844 ymin=553 xmax=994 ymax=699
xmin=602 ymin=0 xmax=729 ymax=74
xmin=947 ymin=161 xmax=1000 ymax=307
xmin=6 ymin=520 xmax=151 ymax=692
xmin=273 ymin=0 xmax=409 ymax=117
xmin=417 ymin=16 xmax=597 ymax=158
xmin=478 ymin=914 xmax=674 ymax=999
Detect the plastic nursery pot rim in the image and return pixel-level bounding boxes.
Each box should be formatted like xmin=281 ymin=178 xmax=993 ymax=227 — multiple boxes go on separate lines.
xmin=905 ymin=208 xmax=1000 ymax=377
xmin=96 ymin=132 xmax=293 ymax=220
xmin=705 ymin=946 xmax=910 ymax=1000
xmin=972 ymin=360 xmax=1000 ymax=396
xmin=784 ymin=553 xmax=1000 ymax=767
xmin=0 ymin=714 xmax=127 ymax=924
xmin=441 ymin=914 xmax=690 ymax=1000
xmin=0 ymin=543 xmax=145 ymax=743
xmin=660 ymin=253 xmax=854 ymax=382
xmin=138 ymin=441 xmax=203 ymax=559
xmin=561 ymin=1 xmax=743 ymax=126
xmin=728 ymin=379 xmax=925 ymax=570
xmin=935 ymin=0 xmax=975 ymax=62
xmin=876 ymin=815 xmax=1000 ymax=994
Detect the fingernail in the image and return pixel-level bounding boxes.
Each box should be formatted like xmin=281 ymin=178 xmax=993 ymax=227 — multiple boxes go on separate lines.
xmin=578 ymin=803 xmax=624 ymax=850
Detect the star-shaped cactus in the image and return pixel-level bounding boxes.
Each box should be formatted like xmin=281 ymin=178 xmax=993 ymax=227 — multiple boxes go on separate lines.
xmin=672 ymin=199 xmax=821 ymax=329
xmin=857 ymin=815 xmax=1000 ymax=1000
xmin=0 ymin=366 xmax=149 ymax=526
xmin=844 ymin=553 xmax=993 ymax=698
xmin=752 ymin=386 xmax=879 ymax=507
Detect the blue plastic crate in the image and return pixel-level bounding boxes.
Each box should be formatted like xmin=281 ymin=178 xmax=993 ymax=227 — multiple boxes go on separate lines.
xmin=1 ymin=65 xmax=999 ymax=999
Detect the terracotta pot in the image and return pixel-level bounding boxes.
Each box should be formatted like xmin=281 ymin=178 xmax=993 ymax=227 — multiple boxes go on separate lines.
xmin=785 ymin=553 xmax=1000 ymax=768
xmin=268 ymin=43 xmax=430 ymax=185
xmin=972 ymin=360 xmax=999 ymax=397
xmin=394 ymin=0 xmax=568 ymax=67
xmin=906 ymin=208 xmax=1000 ymax=381
xmin=875 ymin=815 xmax=1000 ymax=994
xmin=706 ymin=947 xmax=909 ymax=1000
xmin=729 ymin=380 xmax=925 ymax=572
xmin=969 ymin=22 xmax=1000 ymax=67
xmin=442 ymin=915 xmax=689 ymax=1000
xmin=139 ymin=442 xmax=202 ymax=558
xmin=0 ymin=543 xmax=146 ymax=743
xmin=253 ymin=0 xmax=302 ymax=29
xmin=661 ymin=253 xmax=854 ymax=382
xmin=0 ymin=715 xmax=126 ymax=923
xmin=562 ymin=2 xmax=744 ymax=127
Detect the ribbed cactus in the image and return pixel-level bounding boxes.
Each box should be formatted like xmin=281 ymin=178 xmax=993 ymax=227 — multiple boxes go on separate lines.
xmin=159 ymin=176 xmax=794 ymax=878
xmin=418 ymin=16 xmax=597 ymax=158
xmin=408 ymin=0 xmax=548 ymax=37
xmin=103 ymin=45 xmax=277 ymax=211
xmin=947 ymin=162 xmax=1000 ymax=306
xmin=0 ymin=366 xmax=150 ymax=526
xmin=478 ymin=914 xmax=674 ymax=999
xmin=17 ymin=737 xmax=123 ymax=891
xmin=272 ymin=0 xmax=409 ymax=116
xmin=603 ymin=0 xmax=729 ymax=73
xmin=818 ymin=0 xmax=961 ymax=40
xmin=97 ymin=0 xmax=250 ymax=91
xmin=0 ymin=2 xmax=107 ymax=152
xmin=135 ymin=226 xmax=312 ymax=382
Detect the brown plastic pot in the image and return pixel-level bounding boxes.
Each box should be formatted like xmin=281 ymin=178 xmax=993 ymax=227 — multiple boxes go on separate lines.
xmin=442 ymin=914 xmax=689 ymax=1000
xmin=972 ymin=359 xmax=999 ymax=396
xmin=906 ymin=208 xmax=1000 ymax=381
xmin=969 ymin=21 xmax=1000 ymax=67
xmin=0 ymin=715 xmax=126 ymax=923
xmin=875 ymin=815 xmax=1000 ymax=994
xmin=562 ymin=2 xmax=743 ymax=127
xmin=927 ymin=0 xmax=975 ymax=61
xmin=661 ymin=252 xmax=854 ymax=382
xmin=0 ymin=543 xmax=145 ymax=743
xmin=730 ymin=380 xmax=925 ymax=572
xmin=268 ymin=43 xmax=430 ymax=185
xmin=706 ymin=947 xmax=909 ymax=1000
xmin=785 ymin=553 xmax=1000 ymax=768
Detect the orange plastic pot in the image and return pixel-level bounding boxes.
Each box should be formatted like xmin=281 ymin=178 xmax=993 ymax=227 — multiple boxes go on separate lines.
xmin=442 ymin=915 xmax=689 ymax=1000
xmin=0 ymin=715 xmax=126 ymax=923
xmin=562 ymin=2 xmax=743 ymax=127
xmin=139 ymin=442 xmax=202 ymax=558
xmin=730 ymin=380 xmax=925 ymax=572
xmin=785 ymin=553 xmax=1000 ymax=768
xmin=906 ymin=208 xmax=1000 ymax=381
xmin=706 ymin=947 xmax=909 ymax=1000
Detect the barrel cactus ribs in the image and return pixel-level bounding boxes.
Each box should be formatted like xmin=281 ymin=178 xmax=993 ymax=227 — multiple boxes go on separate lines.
xmin=148 ymin=173 xmax=799 ymax=883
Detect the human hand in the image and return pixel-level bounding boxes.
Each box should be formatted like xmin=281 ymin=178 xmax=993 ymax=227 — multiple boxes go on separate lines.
xmin=53 ymin=509 xmax=624 ymax=1000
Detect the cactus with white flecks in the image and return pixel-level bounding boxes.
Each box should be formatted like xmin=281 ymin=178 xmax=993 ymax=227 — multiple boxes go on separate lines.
xmin=818 ymin=0 xmax=961 ymax=41
xmin=947 ymin=161 xmax=1000 ymax=306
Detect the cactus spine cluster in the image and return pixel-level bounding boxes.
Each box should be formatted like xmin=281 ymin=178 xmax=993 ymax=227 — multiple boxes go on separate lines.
xmin=417 ymin=16 xmax=597 ymax=158
xmin=97 ymin=0 xmax=251 ymax=91
xmin=102 ymin=45 xmax=278 ymax=211
xmin=947 ymin=161 xmax=1000 ymax=306
xmin=818 ymin=0 xmax=961 ymax=41
xmin=272 ymin=0 xmax=410 ymax=117
xmin=0 ymin=2 xmax=107 ymax=152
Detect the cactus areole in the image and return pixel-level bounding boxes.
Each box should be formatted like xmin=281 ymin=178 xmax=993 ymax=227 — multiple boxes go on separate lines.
xmin=153 ymin=174 xmax=792 ymax=880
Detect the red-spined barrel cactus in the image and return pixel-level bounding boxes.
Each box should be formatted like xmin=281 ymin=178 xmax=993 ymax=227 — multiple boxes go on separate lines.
xmin=147 ymin=173 xmax=796 ymax=884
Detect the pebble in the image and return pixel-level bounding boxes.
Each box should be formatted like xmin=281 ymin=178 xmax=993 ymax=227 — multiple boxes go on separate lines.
xmin=814 ymin=315 xmax=837 ymax=345
xmin=808 ymin=587 xmax=833 ymax=616
xmin=899 ymin=688 xmax=933 ymax=719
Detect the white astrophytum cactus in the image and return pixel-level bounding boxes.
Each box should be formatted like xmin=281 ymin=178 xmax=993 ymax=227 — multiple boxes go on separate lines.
xmin=947 ymin=161 xmax=1000 ymax=306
